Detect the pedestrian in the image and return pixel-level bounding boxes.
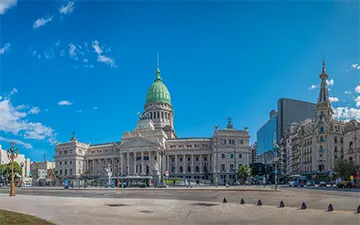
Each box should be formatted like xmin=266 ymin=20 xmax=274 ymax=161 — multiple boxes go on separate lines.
xmin=196 ymin=179 xmax=199 ymax=186
xmin=173 ymin=180 xmax=176 ymax=186
xmin=188 ymin=180 xmax=192 ymax=188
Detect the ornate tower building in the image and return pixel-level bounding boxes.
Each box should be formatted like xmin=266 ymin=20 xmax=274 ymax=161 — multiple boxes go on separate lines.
xmin=143 ymin=65 xmax=176 ymax=138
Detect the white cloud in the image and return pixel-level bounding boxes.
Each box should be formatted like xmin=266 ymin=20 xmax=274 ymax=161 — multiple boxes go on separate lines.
xmin=93 ymin=106 xmax=98 ymax=110
xmin=58 ymin=100 xmax=72 ymax=106
xmin=92 ymin=40 xmax=103 ymax=55
xmin=97 ymin=55 xmax=116 ymax=68
xmin=33 ymin=15 xmax=54 ymax=29
xmin=29 ymin=107 xmax=40 ymax=114
xmin=92 ymin=40 xmax=117 ymax=68
xmin=345 ymin=91 xmax=351 ymax=95
xmin=0 ymin=43 xmax=10 ymax=55
xmin=68 ymin=43 xmax=78 ymax=60
xmin=59 ymin=1 xmax=74 ymax=15
xmin=83 ymin=58 xmax=88 ymax=63
xmin=333 ymin=107 xmax=360 ymax=121
xmin=0 ymin=0 xmax=17 ymax=15
xmin=329 ymin=97 xmax=339 ymax=103
xmin=351 ymin=63 xmax=360 ymax=70
xmin=308 ymin=85 xmax=318 ymax=90
xmin=326 ymin=79 xmax=334 ymax=87
xmin=76 ymin=109 xmax=82 ymax=113
xmin=60 ymin=49 xmax=65 ymax=56
xmin=15 ymin=104 xmax=29 ymax=110
xmin=6 ymin=88 xmax=18 ymax=99
xmin=356 ymin=96 xmax=360 ymax=108
xmin=355 ymin=86 xmax=360 ymax=94
xmin=0 ymin=136 xmax=32 ymax=149
xmin=0 ymin=98 xmax=56 ymax=144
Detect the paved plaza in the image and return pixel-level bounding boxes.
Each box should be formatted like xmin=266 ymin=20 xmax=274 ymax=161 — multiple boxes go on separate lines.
xmin=1 ymin=188 xmax=359 ymax=225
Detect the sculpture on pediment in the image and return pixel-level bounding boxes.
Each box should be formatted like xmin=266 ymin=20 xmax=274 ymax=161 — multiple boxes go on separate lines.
xmin=227 ymin=118 xmax=233 ymax=129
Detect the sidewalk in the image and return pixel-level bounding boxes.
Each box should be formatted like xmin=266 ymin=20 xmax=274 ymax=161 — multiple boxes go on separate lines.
xmin=0 ymin=194 xmax=358 ymax=225
xmin=16 ymin=185 xmax=277 ymax=192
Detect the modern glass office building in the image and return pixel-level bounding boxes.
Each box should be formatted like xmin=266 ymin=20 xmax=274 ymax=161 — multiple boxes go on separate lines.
xmin=257 ymin=114 xmax=277 ymax=155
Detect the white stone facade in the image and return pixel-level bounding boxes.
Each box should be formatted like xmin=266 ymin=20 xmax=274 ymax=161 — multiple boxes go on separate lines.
xmin=54 ymin=67 xmax=250 ymax=186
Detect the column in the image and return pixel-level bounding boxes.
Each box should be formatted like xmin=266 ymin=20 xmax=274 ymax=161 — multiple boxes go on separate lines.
xmin=191 ymin=155 xmax=194 ymax=173
xmin=120 ymin=153 xmax=123 ymax=175
xmin=183 ymin=154 xmax=186 ymax=173
xmin=141 ymin=152 xmax=144 ymax=175
xmin=174 ymin=155 xmax=177 ymax=173
xmin=127 ymin=152 xmax=130 ymax=175
xmin=93 ymin=159 xmax=95 ymax=175
xmin=200 ymin=155 xmax=203 ymax=173
xmin=133 ymin=152 xmax=137 ymax=175
xmin=149 ymin=151 xmax=152 ymax=171
xmin=167 ymin=155 xmax=170 ymax=172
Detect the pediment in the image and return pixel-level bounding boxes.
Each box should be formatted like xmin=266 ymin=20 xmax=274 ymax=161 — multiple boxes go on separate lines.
xmin=120 ymin=138 xmax=158 ymax=149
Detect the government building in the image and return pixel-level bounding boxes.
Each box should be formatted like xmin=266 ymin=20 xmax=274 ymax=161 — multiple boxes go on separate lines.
xmin=54 ymin=65 xmax=251 ymax=186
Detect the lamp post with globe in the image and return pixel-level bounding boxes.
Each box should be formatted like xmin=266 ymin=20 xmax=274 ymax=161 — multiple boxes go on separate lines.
xmin=7 ymin=142 xmax=19 ymax=196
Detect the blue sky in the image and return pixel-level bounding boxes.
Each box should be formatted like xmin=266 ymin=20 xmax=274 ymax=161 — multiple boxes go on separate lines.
xmin=0 ymin=1 xmax=359 ymax=162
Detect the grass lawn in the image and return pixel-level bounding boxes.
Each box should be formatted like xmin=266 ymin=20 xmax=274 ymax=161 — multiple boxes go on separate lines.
xmin=164 ymin=179 xmax=183 ymax=185
xmin=0 ymin=209 xmax=54 ymax=225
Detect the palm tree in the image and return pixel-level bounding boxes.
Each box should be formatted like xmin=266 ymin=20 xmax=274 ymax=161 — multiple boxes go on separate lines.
xmin=238 ymin=165 xmax=249 ymax=184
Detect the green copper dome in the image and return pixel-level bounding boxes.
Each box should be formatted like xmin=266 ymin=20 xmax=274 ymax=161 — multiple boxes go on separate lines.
xmin=145 ymin=68 xmax=171 ymax=105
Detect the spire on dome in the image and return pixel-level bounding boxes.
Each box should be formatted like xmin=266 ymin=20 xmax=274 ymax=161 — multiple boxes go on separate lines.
xmin=155 ymin=53 xmax=161 ymax=81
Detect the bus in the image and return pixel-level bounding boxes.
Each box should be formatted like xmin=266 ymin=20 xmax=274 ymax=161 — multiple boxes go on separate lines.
xmin=288 ymin=175 xmax=307 ymax=187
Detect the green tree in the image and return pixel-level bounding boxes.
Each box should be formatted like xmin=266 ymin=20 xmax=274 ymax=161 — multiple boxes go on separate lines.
xmin=334 ymin=159 xmax=356 ymax=180
xmin=1 ymin=162 xmax=22 ymax=184
xmin=238 ymin=165 xmax=249 ymax=184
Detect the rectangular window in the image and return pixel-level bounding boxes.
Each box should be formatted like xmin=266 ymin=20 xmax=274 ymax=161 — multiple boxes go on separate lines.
xmin=196 ymin=157 xmax=199 ymax=161
xmin=221 ymin=164 xmax=225 ymax=172
xmin=229 ymin=154 xmax=233 ymax=158
xmin=241 ymin=140 xmax=244 ymax=145
xmin=238 ymin=154 xmax=242 ymax=159
xmin=204 ymin=156 xmax=207 ymax=161
xmin=70 ymin=161 xmax=72 ymax=165
xmin=221 ymin=154 xmax=225 ymax=159
xmin=180 ymin=157 xmax=183 ymax=162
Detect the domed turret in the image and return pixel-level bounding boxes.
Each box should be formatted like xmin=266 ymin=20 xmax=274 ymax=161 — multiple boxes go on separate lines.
xmin=143 ymin=63 xmax=175 ymax=138
xmin=145 ymin=68 xmax=171 ymax=105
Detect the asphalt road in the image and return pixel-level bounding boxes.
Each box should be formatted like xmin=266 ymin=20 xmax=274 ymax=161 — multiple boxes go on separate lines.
xmin=280 ymin=185 xmax=360 ymax=193
xmin=1 ymin=187 xmax=359 ymax=211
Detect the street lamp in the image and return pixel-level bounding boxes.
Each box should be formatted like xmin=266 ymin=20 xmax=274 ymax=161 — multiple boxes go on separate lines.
xmin=158 ymin=149 xmax=166 ymax=186
xmin=214 ymin=126 xmax=219 ymax=187
xmin=7 ymin=142 xmax=19 ymax=196
xmin=273 ymin=140 xmax=279 ymax=190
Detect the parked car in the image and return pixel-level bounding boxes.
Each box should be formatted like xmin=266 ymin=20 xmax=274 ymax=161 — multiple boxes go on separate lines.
xmin=306 ymin=180 xmax=315 ymax=187
xmin=319 ymin=181 xmax=327 ymax=187
xmin=336 ymin=181 xmax=352 ymax=189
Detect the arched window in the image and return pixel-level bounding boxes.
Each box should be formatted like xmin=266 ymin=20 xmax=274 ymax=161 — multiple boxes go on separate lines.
xmin=150 ymin=112 xmax=152 ymax=119
xmin=334 ymin=146 xmax=338 ymax=152
xmin=161 ymin=111 xmax=164 ymax=119
xmin=349 ymin=141 xmax=353 ymax=149
xmin=60 ymin=169 xmax=62 ymax=175
xmin=320 ymin=127 xmax=324 ymax=132
xmin=69 ymin=169 xmax=73 ymax=175
xmin=65 ymin=169 xmax=67 ymax=175
xmin=349 ymin=157 xmax=353 ymax=162
xmin=157 ymin=111 xmax=160 ymax=119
